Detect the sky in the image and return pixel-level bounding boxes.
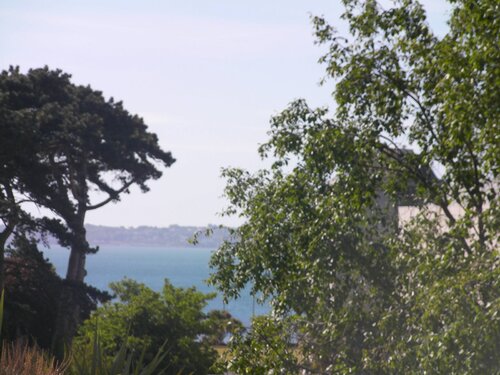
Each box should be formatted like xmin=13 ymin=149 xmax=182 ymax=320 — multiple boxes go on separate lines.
xmin=0 ymin=0 xmax=451 ymax=228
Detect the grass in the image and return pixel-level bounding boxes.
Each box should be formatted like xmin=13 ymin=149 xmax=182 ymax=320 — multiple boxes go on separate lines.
xmin=0 ymin=340 xmax=68 ymax=375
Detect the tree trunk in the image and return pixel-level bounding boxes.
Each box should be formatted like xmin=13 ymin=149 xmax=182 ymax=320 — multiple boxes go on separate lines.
xmin=66 ymin=245 xmax=87 ymax=282
xmin=52 ymin=224 xmax=88 ymax=358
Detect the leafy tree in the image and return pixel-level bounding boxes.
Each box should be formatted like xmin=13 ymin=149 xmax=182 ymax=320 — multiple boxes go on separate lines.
xmin=75 ymin=278 xmax=238 ymax=375
xmin=210 ymin=0 xmax=499 ymax=373
xmin=221 ymin=316 xmax=300 ymax=374
xmin=0 ymin=66 xmax=175 ymax=348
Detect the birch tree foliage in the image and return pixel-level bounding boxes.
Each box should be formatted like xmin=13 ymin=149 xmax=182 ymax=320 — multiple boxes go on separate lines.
xmin=210 ymin=0 xmax=499 ymax=373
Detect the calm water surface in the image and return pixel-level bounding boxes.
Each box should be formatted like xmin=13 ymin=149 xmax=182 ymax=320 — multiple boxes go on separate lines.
xmin=42 ymin=246 xmax=268 ymax=326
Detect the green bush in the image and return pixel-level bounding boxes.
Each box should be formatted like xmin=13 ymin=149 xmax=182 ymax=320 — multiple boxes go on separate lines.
xmin=75 ymin=278 xmax=234 ymax=375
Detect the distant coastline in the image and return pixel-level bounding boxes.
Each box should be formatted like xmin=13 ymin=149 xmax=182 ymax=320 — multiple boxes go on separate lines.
xmin=39 ymin=224 xmax=230 ymax=248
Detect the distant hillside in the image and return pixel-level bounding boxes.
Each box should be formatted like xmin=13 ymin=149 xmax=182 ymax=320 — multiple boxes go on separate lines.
xmin=31 ymin=224 xmax=231 ymax=248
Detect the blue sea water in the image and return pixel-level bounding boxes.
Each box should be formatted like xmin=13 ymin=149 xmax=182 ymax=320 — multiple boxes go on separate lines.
xmin=41 ymin=246 xmax=268 ymax=326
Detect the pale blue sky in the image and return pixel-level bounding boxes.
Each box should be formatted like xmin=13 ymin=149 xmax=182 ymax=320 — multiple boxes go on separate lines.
xmin=1 ymin=0 xmax=450 ymax=227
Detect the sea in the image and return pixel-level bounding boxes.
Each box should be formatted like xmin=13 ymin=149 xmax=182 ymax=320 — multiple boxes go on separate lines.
xmin=42 ymin=246 xmax=268 ymax=326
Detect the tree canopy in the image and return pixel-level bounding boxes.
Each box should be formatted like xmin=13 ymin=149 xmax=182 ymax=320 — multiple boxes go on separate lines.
xmin=0 ymin=66 xmax=175 ymax=348
xmin=0 ymin=66 xmax=175 ymax=262
xmin=210 ymin=0 xmax=499 ymax=373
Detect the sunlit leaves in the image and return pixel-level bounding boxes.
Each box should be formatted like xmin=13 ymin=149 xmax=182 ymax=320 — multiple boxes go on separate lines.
xmin=211 ymin=0 xmax=499 ymax=373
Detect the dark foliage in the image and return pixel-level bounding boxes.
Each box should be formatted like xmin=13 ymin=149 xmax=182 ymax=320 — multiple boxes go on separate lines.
xmin=0 ymin=66 xmax=175 ymax=347
xmin=3 ymin=237 xmax=110 ymax=349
